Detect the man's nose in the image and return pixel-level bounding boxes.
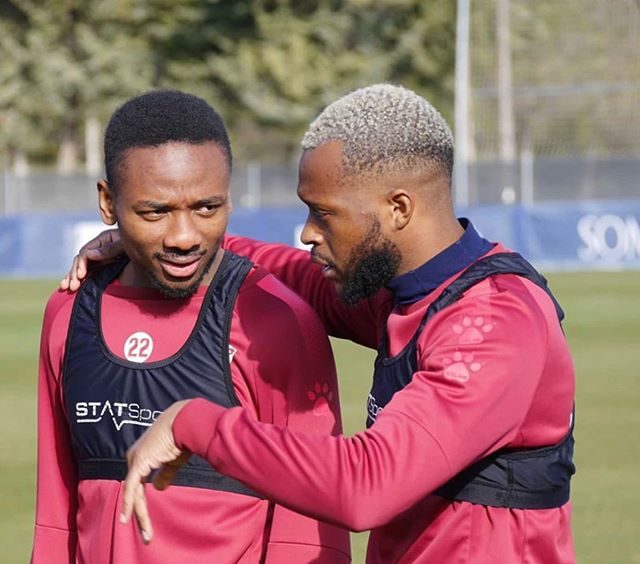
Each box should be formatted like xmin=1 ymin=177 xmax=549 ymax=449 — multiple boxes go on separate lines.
xmin=300 ymin=215 xmax=323 ymax=248
xmin=163 ymin=212 xmax=202 ymax=252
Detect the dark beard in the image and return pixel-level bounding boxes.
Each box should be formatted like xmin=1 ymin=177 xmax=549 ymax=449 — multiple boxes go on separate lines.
xmin=339 ymin=220 xmax=402 ymax=306
xmin=146 ymin=251 xmax=216 ymax=299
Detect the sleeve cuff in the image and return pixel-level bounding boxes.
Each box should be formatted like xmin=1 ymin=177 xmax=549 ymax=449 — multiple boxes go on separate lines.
xmin=172 ymin=398 xmax=226 ymax=458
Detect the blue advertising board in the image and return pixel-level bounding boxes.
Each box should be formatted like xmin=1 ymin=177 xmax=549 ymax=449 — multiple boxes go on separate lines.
xmin=1 ymin=200 xmax=639 ymax=277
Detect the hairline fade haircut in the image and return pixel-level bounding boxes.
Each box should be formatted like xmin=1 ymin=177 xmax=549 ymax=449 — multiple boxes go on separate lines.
xmin=301 ymin=84 xmax=454 ymax=181
xmin=104 ymin=89 xmax=232 ymax=191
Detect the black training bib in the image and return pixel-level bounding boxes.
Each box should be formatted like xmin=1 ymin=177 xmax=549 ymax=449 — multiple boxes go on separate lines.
xmin=63 ymin=252 xmax=261 ymax=496
xmin=367 ymin=252 xmax=575 ymax=509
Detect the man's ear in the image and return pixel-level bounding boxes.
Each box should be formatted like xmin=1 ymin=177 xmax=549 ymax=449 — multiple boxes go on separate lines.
xmin=97 ymin=179 xmax=117 ymax=226
xmin=387 ymin=189 xmax=414 ymax=231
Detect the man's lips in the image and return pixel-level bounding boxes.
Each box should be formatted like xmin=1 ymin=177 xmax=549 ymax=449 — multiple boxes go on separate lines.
xmin=311 ymin=254 xmax=338 ymax=278
xmin=158 ymin=256 xmax=203 ymax=279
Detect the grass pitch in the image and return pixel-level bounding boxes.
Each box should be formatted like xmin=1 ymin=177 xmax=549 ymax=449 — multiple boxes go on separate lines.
xmin=1 ymin=272 xmax=638 ymax=563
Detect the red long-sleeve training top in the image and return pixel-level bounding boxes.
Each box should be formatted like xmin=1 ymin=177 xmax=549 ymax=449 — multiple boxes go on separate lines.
xmin=171 ymin=235 xmax=576 ymax=563
xmin=32 ymin=261 xmax=350 ymax=563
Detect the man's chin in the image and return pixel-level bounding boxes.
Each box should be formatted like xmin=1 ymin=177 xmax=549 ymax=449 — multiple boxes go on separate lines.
xmin=155 ymin=279 xmax=201 ymax=299
xmin=148 ymin=269 xmax=205 ymax=299
xmin=337 ymin=279 xmax=367 ymax=307
xmin=148 ymin=252 xmax=217 ymax=298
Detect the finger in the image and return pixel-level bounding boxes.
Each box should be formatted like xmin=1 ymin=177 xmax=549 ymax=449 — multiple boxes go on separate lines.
xmin=106 ymin=228 xmax=119 ymax=246
xmin=69 ymin=248 xmax=107 ymax=292
xmin=76 ymin=252 xmax=88 ymax=280
xmin=152 ymin=451 xmax=190 ymax=491
xmin=85 ymin=245 xmax=115 ymax=263
xmin=60 ymin=257 xmax=77 ymax=289
xmin=133 ymin=482 xmax=154 ymax=544
xmin=65 ymin=254 xmax=80 ymax=291
xmin=85 ymin=248 xmax=104 ymax=259
xmin=152 ymin=464 xmax=179 ymax=491
xmin=69 ymin=274 xmax=81 ymax=292
xmin=62 ymin=255 xmax=79 ymax=291
xmin=95 ymin=241 xmax=124 ymax=262
xmin=77 ymin=229 xmax=111 ymax=254
xmin=121 ymin=463 xmax=147 ymax=525
xmin=78 ymin=241 xmax=99 ymax=255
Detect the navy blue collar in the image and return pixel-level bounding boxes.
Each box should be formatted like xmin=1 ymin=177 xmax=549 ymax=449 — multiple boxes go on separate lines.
xmin=387 ymin=218 xmax=494 ymax=305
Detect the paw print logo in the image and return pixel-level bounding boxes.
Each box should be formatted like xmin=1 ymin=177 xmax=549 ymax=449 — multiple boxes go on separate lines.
xmin=453 ymin=316 xmax=493 ymax=345
xmin=307 ymin=381 xmax=334 ymax=416
xmin=442 ymin=352 xmax=482 ymax=383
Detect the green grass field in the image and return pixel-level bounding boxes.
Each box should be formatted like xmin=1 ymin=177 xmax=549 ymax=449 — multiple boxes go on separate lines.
xmin=1 ymin=272 xmax=639 ymax=563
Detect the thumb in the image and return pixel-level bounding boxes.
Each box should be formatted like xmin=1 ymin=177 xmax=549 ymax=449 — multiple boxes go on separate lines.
xmin=153 ymin=451 xmax=191 ymax=491
xmin=85 ymin=248 xmax=105 ymax=258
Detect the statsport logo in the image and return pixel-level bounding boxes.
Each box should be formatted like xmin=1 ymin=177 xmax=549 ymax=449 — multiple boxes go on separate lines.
xmin=75 ymin=400 xmax=163 ymax=431
xmin=367 ymin=393 xmax=384 ymax=422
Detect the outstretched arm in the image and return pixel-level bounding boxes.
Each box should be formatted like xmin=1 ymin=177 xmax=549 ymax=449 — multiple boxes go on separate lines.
xmin=61 ymin=229 xmax=387 ymax=347
xmin=122 ymin=292 xmax=548 ymax=533
xmin=224 ymin=234 xmax=387 ymax=347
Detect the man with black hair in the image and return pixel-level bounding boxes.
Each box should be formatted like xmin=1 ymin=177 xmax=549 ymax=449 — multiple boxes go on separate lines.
xmin=31 ymin=90 xmax=349 ymax=563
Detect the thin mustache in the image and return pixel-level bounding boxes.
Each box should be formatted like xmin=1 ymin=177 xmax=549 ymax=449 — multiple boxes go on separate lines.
xmin=154 ymin=251 xmax=206 ymax=261
xmin=310 ymin=249 xmax=331 ymax=264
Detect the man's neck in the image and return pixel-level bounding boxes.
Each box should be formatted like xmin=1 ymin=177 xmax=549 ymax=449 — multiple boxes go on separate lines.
xmin=397 ymin=217 xmax=465 ymax=276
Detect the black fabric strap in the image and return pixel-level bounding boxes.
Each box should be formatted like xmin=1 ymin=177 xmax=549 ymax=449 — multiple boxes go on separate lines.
xmin=434 ymin=425 xmax=575 ymax=509
xmin=420 ymin=252 xmax=565 ymax=333
xmin=419 ymin=252 xmax=574 ymax=509
xmin=79 ymin=458 xmax=262 ymax=497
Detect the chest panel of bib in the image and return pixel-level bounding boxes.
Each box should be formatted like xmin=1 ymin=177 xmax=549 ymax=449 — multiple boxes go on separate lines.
xmin=63 ymin=253 xmax=260 ymax=495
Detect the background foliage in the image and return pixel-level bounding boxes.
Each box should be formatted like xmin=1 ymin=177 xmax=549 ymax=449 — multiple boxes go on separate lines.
xmin=0 ymin=0 xmax=455 ymax=168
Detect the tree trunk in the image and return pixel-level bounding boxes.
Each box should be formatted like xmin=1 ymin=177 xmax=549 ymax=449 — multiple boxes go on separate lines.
xmin=57 ymin=138 xmax=79 ymax=174
xmin=57 ymin=132 xmax=79 ymax=175
xmin=497 ymin=0 xmax=516 ymax=199
xmin=12 ymin=150 xmax=30 ymax=177
xmin=85 ymin=115 xmax=102 ymax=176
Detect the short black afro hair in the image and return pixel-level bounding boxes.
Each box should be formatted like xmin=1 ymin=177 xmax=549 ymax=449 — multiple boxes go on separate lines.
xmin=104 ymin=90 xmax=232 ymax=189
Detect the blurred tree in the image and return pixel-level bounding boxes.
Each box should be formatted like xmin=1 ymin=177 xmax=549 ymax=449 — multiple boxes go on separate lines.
xmin=176 ymin=0 xmax=456 ymax=160
xmin=0 ymin=0 xmax=198 ymax=173
xmin=0 ymin=3 xmax=41 ymax=173
xmin=357 ymin=0 xmax=456 ymax=122
xmin=0 ymin=0 xmax=457 ymax=167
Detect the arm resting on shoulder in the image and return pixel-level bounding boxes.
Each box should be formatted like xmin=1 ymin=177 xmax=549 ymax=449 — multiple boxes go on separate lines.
xmin=224 ymin=234 xmax=387 ymax=348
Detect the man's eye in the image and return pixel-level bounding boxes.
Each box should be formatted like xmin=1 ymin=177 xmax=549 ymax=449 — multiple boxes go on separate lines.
xmin=140 ymin=210 xmax=166 ymax=220
xmin=197 ymin=204 xmax=219 ymax=215
xmin=311 ymin=208 xmax=329 ymax=218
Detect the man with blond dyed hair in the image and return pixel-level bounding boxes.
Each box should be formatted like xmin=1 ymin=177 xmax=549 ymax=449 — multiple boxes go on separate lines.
xmin=68 ymin=84 xmax=576 ymax=563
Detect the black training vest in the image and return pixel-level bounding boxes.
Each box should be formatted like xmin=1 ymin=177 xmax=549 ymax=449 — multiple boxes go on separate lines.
xmin=63 ymin=251 xmax=261 ymax=497
xmin=366 ymin=252 xmax=575 ymax=509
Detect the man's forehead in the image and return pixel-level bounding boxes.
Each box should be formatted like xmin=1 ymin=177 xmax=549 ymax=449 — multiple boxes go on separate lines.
xmin=298 ymin=142 xmax=345 ymax=189
xmin=114 ymin=142 xmax=230 ymax=199
xmin=117 ymin=142 xmax=229 ymax=181
xmin=121 ymin=140 xmax=225 ymax=163
xmin=300 ymin=140 xmax=344 ymax=166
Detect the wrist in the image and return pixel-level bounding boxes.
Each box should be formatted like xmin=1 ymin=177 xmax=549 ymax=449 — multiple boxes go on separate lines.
xmin=172 ymin=398 xmax=226 ymax=457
